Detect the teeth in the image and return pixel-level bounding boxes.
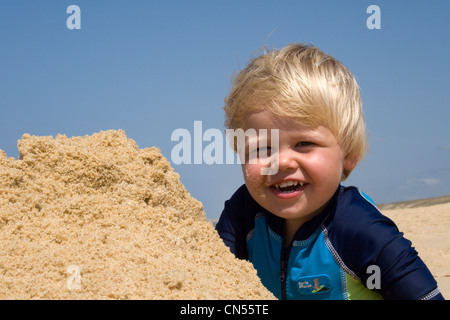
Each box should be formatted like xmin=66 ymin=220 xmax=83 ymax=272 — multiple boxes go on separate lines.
xmin=274 ymin=181 xmax=304 ymax=189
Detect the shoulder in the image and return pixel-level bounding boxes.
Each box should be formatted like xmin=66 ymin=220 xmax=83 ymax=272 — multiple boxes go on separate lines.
xmin=215 ymin=184 xmax=262 ymax=259
xmin=325 ymin=186 xmax=441 ymax=299
xmin=224 ymin=184 xmax=256 ymax=208
xmin=327 ymin=186 xmax=397 ymax=235
xmin=219 ymin=184 xmax=262 ymax=220
xmin=324 ymin=186 xmax=402 ymax=268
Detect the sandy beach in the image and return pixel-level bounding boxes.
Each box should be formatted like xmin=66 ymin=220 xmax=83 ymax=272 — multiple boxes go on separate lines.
xmin=380 ymin=197 xmax=450 ymax=299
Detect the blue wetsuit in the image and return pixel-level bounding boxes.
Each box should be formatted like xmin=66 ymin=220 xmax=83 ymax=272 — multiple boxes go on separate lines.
xmin=216 ymin=184 xmax=444 ymax=300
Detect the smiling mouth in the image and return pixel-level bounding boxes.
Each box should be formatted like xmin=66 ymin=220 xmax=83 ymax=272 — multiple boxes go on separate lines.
xmin=271 ymin=180 xmax=305 ymax=194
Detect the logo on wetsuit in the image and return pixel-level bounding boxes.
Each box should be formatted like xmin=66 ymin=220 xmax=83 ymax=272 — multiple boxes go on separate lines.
xmin=297 ymin=274 xmax=331 ymax=296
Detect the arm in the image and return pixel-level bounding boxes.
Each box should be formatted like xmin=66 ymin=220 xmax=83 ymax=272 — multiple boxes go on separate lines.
xmin=358 ymin=218 xmax=444 ymax=300
xmin=215 ymin=184 xmax=250 ymax=260
xmin=329 ymin=188 xmax=444 ymax=300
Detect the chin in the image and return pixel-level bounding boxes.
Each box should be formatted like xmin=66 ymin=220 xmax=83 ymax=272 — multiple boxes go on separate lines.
xmin=265 ymin=203 xmax=306 ymax=220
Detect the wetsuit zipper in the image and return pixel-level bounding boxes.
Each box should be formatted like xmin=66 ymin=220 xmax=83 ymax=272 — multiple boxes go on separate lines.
xmin=280 ymin=242 xmax=292 ymax=300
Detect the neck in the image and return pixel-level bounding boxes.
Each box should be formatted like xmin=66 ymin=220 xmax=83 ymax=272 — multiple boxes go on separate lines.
xmin=283 ymin=218 xmax=306 ymax=247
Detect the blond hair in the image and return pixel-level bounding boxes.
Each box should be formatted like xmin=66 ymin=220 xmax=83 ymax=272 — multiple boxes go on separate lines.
xmin=224 ymin=43 xmax=368 ymax=180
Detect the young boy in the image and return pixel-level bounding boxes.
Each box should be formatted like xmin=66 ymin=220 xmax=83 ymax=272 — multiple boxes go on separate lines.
xmin=216 ymin=43 xmax=444 ymax=300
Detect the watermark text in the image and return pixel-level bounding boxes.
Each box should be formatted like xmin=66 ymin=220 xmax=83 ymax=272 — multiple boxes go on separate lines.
xmin=170 ymin=121 xmax=279 ymax=175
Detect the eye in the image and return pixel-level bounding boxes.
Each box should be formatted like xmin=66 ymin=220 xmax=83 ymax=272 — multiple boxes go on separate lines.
xmin=246 ymin=146 xmax=272 ymax=160
xmin=296 ymin=141 xmax=314 ymax=147
xmin=256 ymin=146 xmax=272 ymax=158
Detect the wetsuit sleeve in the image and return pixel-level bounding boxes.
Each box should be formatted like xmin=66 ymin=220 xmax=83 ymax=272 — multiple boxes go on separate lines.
xmin=356 ymin=217 xmax=443 ymax=300
xmin=330 ymin=191 xmax=444 ymax=300
xmin=215 ymin=185 xmax=249 ymax=260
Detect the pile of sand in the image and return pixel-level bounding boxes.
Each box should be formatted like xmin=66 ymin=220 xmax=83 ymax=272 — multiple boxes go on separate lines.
xmin=0 ymin=130 xmax=275 ymax=299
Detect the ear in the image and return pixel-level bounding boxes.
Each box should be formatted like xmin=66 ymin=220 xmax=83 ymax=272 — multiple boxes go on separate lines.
xmin=343 ymin=156 xmax=358 ymax=172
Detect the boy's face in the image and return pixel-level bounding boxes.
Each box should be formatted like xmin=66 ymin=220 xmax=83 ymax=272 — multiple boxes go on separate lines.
xmin=241 ymin=110 xmax=357 ymax=230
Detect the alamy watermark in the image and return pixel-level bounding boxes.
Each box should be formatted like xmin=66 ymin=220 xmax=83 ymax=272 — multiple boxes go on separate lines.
xmin=366 ymin=264 xmax=381 ymax=290
xmin=366 ymin=5 xmax=381 ymax=30
xmin=66 ymin=5 xmax=81 ymax=30
xmin=64 ymin=4 xmax=381 ymax=31
xmin=66 ymin=265 xmax=82 ymax=290
xmin=170 ymin=121 xmax=279 ymax=175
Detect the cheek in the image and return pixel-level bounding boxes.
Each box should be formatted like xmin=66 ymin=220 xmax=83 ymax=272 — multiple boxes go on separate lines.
xmin=306 ymin=153 xmax=343 ymax=183
xmin=242 ymin=164 xmax=270 ymax=204
xmin=242 ymin=164 xmax=264 ymax=187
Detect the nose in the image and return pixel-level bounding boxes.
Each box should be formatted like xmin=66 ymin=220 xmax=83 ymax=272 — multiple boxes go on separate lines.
xmin=277 ymin=148 xmax=299 ymax=172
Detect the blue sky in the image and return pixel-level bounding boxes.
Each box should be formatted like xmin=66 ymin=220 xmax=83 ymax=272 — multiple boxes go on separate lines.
xmin=1 ymin=1 xmax=449 ymax=220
